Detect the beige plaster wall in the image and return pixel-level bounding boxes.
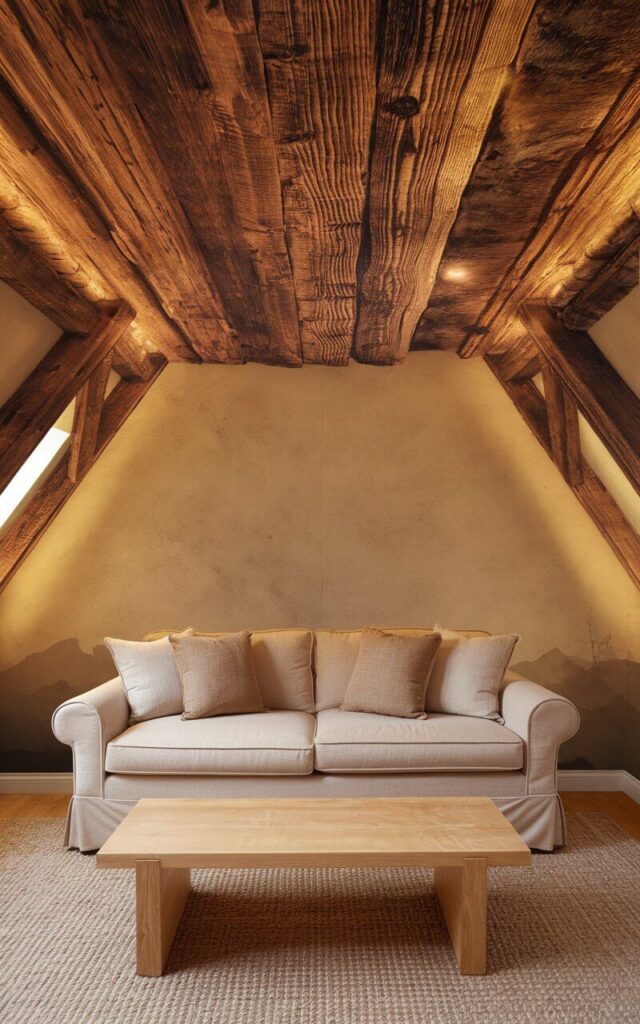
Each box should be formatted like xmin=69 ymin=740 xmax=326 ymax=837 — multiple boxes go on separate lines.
xmin=1 ymin=353 xmax=639 ymax=773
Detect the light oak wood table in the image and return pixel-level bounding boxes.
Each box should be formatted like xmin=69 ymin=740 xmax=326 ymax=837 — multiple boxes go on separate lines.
xmin=96 ymin=796 xmax=531 ymax=977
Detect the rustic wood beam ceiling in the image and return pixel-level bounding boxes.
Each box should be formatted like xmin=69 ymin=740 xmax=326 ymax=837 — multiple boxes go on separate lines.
xmin=0 ymin=1 xmax=638 ymax=586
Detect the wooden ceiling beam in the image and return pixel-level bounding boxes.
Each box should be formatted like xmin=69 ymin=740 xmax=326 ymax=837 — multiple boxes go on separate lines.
xmin=257 ymin=0 xmax=376 ymax=365
xmin=461 ymin=70 xmax=640 ymax=358
xmin=486 ymin=358 xmax=640 ymax=591
xmin=67 ymin=350 xmax=113 ymax=484
xmin=412 ymin=1 xmax=640 ymax=354
xmin=520 ymin=301 xmax=640 ymax=497
xmin=353 ymin=0 xmax=535 ymax=364
xmin=0 ymin=355 xmax=166 ymax=593
xmin=548 ymin=210 xmax=640 ymax=332
xmin=82 ymin=0 xmax=301 ymax=366
xmin=489 ymin=340 xmax=542 ymax=383
xmin=0 ymin=300 xmax=133 ymax=494
xmin=0 ymin=0 xmax=237 ymax=362
xmin=0 ymin=83 xmax=196 ymax=370
xmin=0 ymin=211 xmax=98 ymax=336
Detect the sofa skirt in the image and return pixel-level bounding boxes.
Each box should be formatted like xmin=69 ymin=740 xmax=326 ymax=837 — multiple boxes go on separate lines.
xmin=64 ymin=773 xmax=566 ymax=853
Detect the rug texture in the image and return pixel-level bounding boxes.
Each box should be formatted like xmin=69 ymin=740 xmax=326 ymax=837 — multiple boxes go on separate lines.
xmin=0 ymin=812 xmax=638 ymax=1024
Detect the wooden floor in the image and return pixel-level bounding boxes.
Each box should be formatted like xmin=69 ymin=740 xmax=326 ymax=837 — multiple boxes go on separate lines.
xmin=0 ymin=792 xmax=638 ymax=839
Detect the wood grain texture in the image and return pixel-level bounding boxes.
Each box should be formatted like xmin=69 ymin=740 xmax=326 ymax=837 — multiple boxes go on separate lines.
xmin=434 ymin=857 xmax=487 ymax=975
xmin=0 ymin=82 xmax=196 ymax=368
xmin=136 ymin=861 xmax=190 ymax=978
xmin=548 ymin=210 xmax=640 ymax=331
xmin=412 ymin=0 xmax=640 ymax=354
xmin=0 ymin=301 xmax=133 ymax=495
xmin=0 ymin=0 xmax=236 ymax=362
xmin=0 ymin=211 xmax=98 ymax=335
xmin=541 ymin=363 xmax=583 ymax=488
xmin=258 ymin=0 xmax=376 ymax=365
xmin=462 ymin=69 xmax=640 ymax=357
xmin=521 ymin=302 xmax=640 ymax=497
xmin=68 ymin=351 xmax=114 ymax=483
xmin=486 ymin=355 xmax=640 ymax=590
xmin=354 ymin=0 xmax=535 ymax=363
xmin=0 ymin=355 xmax=166 ymax=592
xmin=82 ymin=0 xmax=300 ymax=366
xmin=96 ymin=797 xmax=532 ymax=869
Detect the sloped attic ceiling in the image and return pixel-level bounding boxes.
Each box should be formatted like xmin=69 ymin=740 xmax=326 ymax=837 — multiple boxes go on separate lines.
xmin=0 ymin=0 xmax=639 ymax=592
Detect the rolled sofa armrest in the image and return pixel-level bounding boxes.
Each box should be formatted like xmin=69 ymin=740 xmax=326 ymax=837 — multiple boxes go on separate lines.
xmin=52 ymin=678 xmax=130 ymax=797
xmin=501 ymin=671 xmax=580 ymax=795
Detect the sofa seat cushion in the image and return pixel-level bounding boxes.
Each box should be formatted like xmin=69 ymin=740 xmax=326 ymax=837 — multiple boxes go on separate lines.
xmin=314 ymin=709 xmax=523 ymax=773
xmin=105 ymin=711 xmax=316 ymax=776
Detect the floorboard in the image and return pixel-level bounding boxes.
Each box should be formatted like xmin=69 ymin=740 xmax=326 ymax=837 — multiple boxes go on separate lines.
xmin=1 ymin=793 xmax=638 ymax=839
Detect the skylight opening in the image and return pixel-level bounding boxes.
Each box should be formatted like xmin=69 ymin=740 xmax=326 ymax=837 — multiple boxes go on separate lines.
xmin=0 ymin=426 xmax=70 ymax=530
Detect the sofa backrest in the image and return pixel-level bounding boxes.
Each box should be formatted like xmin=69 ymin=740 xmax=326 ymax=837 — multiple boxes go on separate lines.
xmin=146 ymin=626 xmax=489 ymax=713
xmin=313 ymin=628 xmax=489 ymax=711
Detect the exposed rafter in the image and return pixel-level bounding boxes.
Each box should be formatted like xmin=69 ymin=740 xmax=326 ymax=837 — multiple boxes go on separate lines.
xmin=520 ymin=301 xmax=640 ymax=497
xmin=353 ymin=0 xmax=535 ymax=364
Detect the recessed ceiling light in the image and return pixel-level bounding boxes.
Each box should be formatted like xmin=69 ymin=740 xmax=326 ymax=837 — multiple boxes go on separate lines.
xmin=442 ymin=264 xmax=469 ymax=282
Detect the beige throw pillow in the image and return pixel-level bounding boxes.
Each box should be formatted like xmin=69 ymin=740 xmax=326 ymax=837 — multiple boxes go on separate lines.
xmin=340 ymin=627 xmax=441 ymax=719
xmin=105 ymin=628 xmax=193 ymax=723
xmin=172 ymin=632 xmax=264 ymax=720
xmin=427 ymin=626 xmax=520 ymax=722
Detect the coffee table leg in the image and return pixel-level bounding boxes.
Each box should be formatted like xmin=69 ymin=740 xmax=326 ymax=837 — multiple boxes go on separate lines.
xmin=136 ymin=860 xmax=190 ymax=977
xmin=434 ymin=857 xmax=487 ymax=975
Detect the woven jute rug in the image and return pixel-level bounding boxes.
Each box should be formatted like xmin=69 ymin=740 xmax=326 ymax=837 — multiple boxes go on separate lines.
xmin=1 ymin=812 xmax=638 ymax=1024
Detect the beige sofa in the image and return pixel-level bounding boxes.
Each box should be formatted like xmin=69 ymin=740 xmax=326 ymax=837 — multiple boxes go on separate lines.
xmin=52 ymin=628 xmax=580 ymax=852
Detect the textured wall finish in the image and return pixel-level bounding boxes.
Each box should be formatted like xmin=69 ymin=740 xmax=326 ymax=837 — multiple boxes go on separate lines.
xmin=0 ymin=353 xmax=638 ymax=773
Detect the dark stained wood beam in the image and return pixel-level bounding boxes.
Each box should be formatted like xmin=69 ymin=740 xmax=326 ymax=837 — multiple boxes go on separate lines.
xmin=0 ymin=82 xmax=197 ymax=368
xmin=0 ymin=355 xmax=166 ymax=593
xmin=541 ymin=363 xmax=583 ymax=488
xmin=548 ymin=209 xmax=640 ymax=331
xmin=257 ymin=0 xmax=376 ymax=365
xmin=67 ymin=351 xmax=113 ymax=484
xmin=520 ymin=301 xmax=640 ymax=497
xmin=0 ymin=212 xmax=98 ymax=335
xmin=461 ymin=69 xmax=640 ymax=358
xmin=412 ymin=2 xmax=640 ymax=354
xmin=83 ymin=0 xmax=301 ymax=366
xmin=353 ymin=0 xmax=536 ymax=363
xmin=489 ymin=340 xmax=542 ymax=383
xmin=486 ymin=357 xmax=640 ymax=591
xmin=0 ymin=0 xmax=238 ymax=362
xmin=0 ymin=301 xmax=133 ymax=494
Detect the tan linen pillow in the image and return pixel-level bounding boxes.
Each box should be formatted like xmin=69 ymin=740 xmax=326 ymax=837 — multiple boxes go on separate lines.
xmin=340 ymin=627 xmax=441 ymax=719
xmin=105 ymin=628 xmax=193 ymax=723
xmin=171 ymin=632 xmax=264 ymax=720
xmin=427 ymin=626 xmax=520 ymax=722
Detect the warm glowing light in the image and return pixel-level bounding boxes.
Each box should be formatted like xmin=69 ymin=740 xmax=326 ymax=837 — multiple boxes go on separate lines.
xmin=442 ymin=264 xmax=469 ymax=283
xmin=0 ymin=427 xmax=69 ymax=529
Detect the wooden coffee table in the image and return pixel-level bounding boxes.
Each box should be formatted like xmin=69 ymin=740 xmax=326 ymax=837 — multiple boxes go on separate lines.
xmin=97 ymin=796 xmax=531 ymax=977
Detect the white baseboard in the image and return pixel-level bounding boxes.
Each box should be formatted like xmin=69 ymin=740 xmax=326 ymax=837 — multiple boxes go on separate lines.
xmin=0 ymin=772 xmax=73 ymax=794
xmin=558 ymin=769 xmax=640 ymax=802
xmin=1 ymin=770 xmax=638 ymax=803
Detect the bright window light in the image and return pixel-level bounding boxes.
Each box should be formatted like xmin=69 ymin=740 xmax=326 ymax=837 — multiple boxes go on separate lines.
xmin=0 ymin=426 xmax=70 ymax=529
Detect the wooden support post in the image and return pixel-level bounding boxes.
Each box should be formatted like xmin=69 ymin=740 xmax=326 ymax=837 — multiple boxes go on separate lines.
xmin=136 ymin=860 xmax=190 ymax=977
xmin=541 ymin=363 xmax=583 ymax=487
xmin=68 ymin=351 xmax=113 ymax=483
xmin=434 ymin=858 xmax=488 ymax=975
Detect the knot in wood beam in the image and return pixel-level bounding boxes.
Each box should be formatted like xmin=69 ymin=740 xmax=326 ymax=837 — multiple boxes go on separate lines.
xmin=382 ymin=95 xmax=420 ymax=117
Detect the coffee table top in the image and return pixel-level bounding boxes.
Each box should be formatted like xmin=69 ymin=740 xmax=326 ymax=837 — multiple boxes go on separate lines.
xmin=96 ymin=797 xmax=531 ymax=869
